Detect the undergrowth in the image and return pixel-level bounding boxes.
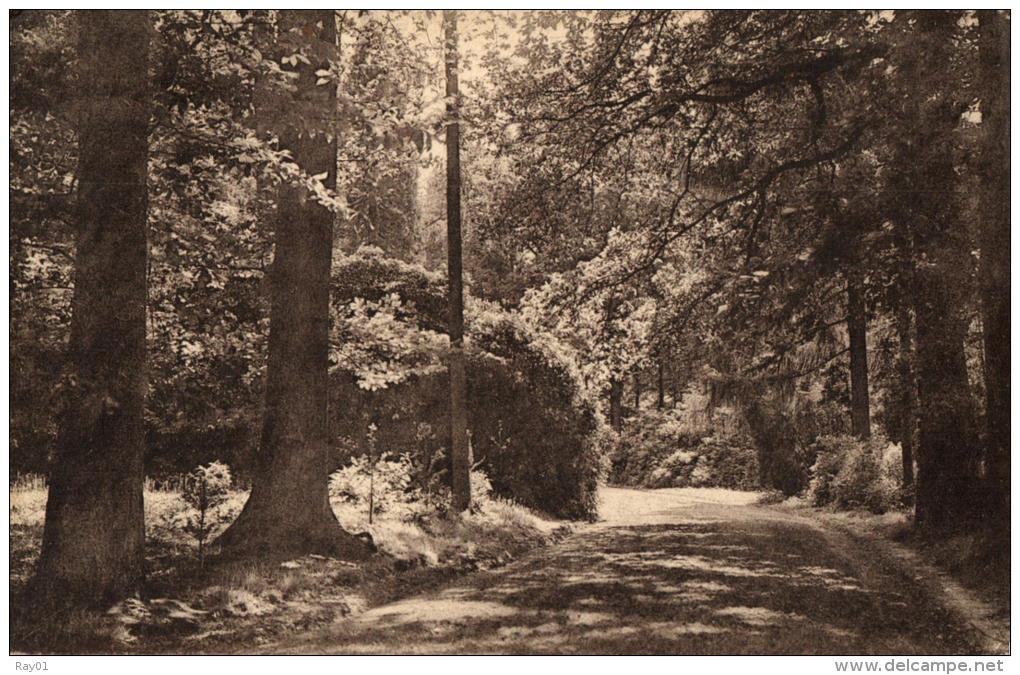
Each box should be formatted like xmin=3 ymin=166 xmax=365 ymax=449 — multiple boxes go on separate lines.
xmin=10 ymin=467 xmax=566 ymax=654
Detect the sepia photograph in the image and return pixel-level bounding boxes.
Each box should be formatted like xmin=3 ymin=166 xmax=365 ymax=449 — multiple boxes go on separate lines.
xmin=7 ymin=7 xmax=1011 ymax=661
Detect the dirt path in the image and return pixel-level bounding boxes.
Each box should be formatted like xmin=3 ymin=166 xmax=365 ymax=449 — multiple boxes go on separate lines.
xmin=259 ymin=487 xmax=986 ymax=655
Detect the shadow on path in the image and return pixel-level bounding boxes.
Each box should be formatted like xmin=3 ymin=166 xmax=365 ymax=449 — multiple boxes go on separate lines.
xmin=264 ymin=488 xmax=977 ymax=654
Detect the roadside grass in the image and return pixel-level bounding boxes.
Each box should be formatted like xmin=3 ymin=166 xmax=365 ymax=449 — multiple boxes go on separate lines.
xmin=816 ymin=508 xmax=1009 ymax=616
xmin=10 ymin=476 xmax=567 ymax=654
xmin=770 ymin=497 xmax=1009 ymax=643
xmin=921 ymin=530 xmax=1010 ymax=612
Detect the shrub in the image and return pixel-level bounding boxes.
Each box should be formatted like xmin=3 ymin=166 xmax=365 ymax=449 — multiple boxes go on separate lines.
xmin=831 ymin=443 xmax=886 ymax=511
xmin=330 ymin=248 xmax=607 ymax=521
xmin=808 ymin=435 xmax=903 ymax=513
xmin=180 ymin=461 xmax=234 ymax=564
xmin=693 ymin=435 xmax=760 ymax=490
xmin=329 ymin=451 xmax=425 ymax=523
xmin=879 ymin=442 xmax=906 ymax=498
xmin=608 ymin=409 xmax=758 ymax=490
xmin=467 ymin=309 xmax=608 ymax=520
xmin=741 ymin=399 xmax=812 ymax=496
xmin=757 ymin=489 xmax=788 ymax=505
xmin=806 ymin=435 xmax=859 ymax=507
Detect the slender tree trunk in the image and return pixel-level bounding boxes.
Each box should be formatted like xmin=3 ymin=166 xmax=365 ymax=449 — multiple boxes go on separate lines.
xmin=977 ymin=9 xmax=1010 ymax=526
xmin=609 ymin=378 xmax=623 ymax=432
xmin=217 ymin=11 xmax=371 ymax=559
xmin=657 ymin=360 xmax=665 ymax=410
xmin=671 ymin=368 xmax=680 ymax=409
xmin=846 ymin=270 xmax=871 ymax=439
xmin=896 ymin=304 xmax=917 ymax=491
xmin=445 ymin=10 xmax=470 ymax=512
xmin=633 ymin=373 xmax=641 ymax=411
xmin=33 ymin=10 xmax=150 ymax=608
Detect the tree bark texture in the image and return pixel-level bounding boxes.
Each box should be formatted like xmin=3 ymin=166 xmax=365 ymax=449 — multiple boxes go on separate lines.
xmin=217 ymin=11 xmax=372 ymax=559
xmin=902 ymin=11 xmax=981 ymax=535
xmin=847 ymin=270 xmax=871 ymax=439
xmin=35 ymin=10 xmax=151 ymax=608
xmin=976 ymin=9 xmax=1010 ymax=526
xmin=906 ymin=141 xmax=981 ymax=532
xmin=445 ymin=10 xmax=471 ymax=512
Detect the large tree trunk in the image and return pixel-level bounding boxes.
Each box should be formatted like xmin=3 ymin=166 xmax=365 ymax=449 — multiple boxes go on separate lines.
xmin=445 ymin=10 xmax=470 ymax=512
xmin=902 ymin=11 xmax=981 ymax=535
xmin=913 ymin=265 xmax=978 ymax=532
xmin=977 ymin=9 xmax=1010 ymax=527
xmin=217 ymin=11 xmax=371 ymax=559
xmin=33 ymin=10 xmax=150 ymax=608
xmin=846 ymin=270 xmax=871 ymax=439
xmin=908 ymin=140 xmax=980 ymax=532
xmin=895 ymin=304 xmax=917 ymax=492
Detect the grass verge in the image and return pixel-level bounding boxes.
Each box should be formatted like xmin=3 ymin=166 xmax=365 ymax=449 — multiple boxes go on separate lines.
xmin=772 ymin=497 xmax=1009 ymax=654
xmin=10 ymin=482 xmax=569 ymax=654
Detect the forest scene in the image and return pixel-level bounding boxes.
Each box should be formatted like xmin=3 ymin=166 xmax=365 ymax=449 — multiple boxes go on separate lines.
xmin=8 ymin=9 xmax=1011 ymax=656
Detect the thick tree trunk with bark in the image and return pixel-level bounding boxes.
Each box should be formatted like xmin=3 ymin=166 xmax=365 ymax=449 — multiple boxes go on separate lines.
xmin=445 ymin=10 xmax=471 ymax=512
xmin=910 ymin=176 xmax=980 ymax=533
xmin=901 ymin=12 xmax=981 ymax=535
xmin=977 ymin=9 xmax=1010 ymax=526
xmin=913 ymin=271 xmax=978 ymax=532
xmin=217 ymin=11 xmax=371 ymax=559
xmin=33 ymin=10 xmax=150 ymax=607
xmin=846 ymin=271 xmax=871 ymax=439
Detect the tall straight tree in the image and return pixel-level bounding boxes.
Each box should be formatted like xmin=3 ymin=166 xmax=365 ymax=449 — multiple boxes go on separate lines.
xmin=33 ymin=10 xmax=151 ymax=607
xmin=445 ymin=9 xmax=471 ymax=512
xmin=895 ymin=303 xmax=917 ymax=491
xmin=846 ymin=269 xmax=871 ymax=439
xmin=897 ymin=11 xmax=980 ymax=533
xmin=217 ymin=11 xmax=371 ymax=557
xmin=976 ymin=9 xmax=1010 ymax=526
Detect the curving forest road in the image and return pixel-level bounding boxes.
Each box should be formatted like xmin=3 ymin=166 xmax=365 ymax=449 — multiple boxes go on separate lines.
xmin=261 ymin=487 xmax=993 ymax=655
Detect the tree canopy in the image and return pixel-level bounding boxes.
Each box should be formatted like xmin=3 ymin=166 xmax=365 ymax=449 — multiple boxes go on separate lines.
xmin=10 ymin=10 xmax=1010 ymax=612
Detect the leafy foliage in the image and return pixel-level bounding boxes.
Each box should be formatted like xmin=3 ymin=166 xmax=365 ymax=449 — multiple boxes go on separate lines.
xmin=9 ymin=10 xmax=1007 ymax=549
xmin=807 ymin=435 xmax=903 ymax=513
xmin=329 ymin=248 xmax=607 ymax=520
xmin=329 ymin=453 xmax=426 ymax=522
xmin=180 ymin=462 xmax=235 ymax=563
xmin=609 ymin=409 xmax=758 ymax=490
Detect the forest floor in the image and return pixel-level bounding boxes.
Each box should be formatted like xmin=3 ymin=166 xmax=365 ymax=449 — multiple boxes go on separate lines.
xmin=256 ymin=487 xmax=1007 ymax=655
xmin=11 ymin=486 xmax=1008 ymax=655
xmin=10 ymin=482 xmax=570 ymax=654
